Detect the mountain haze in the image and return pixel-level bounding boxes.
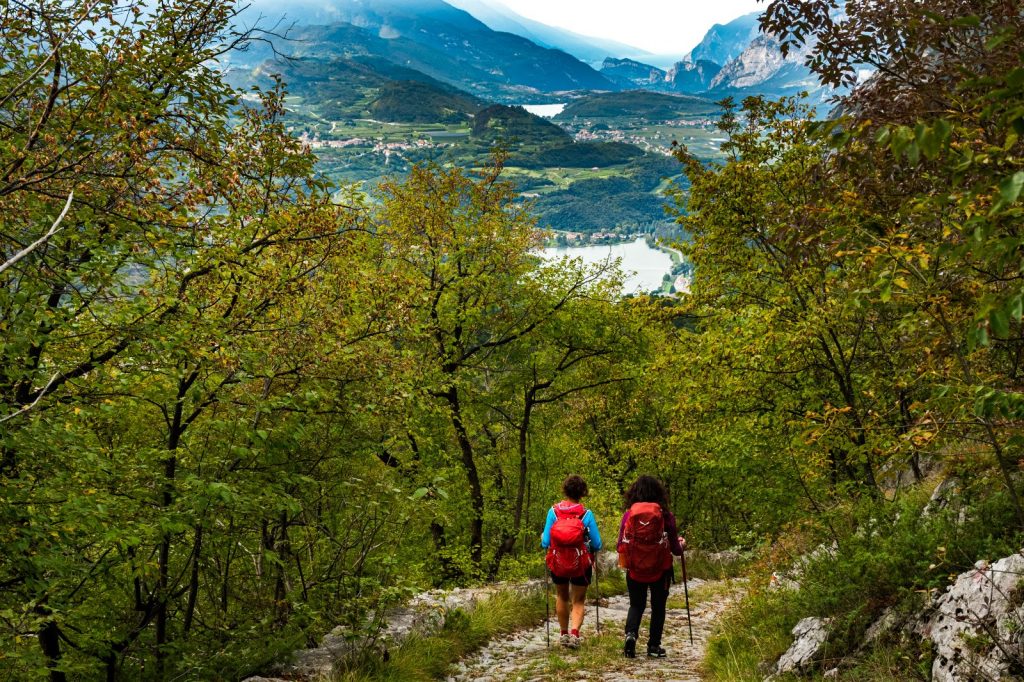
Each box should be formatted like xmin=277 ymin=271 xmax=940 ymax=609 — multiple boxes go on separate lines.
xmin=243 ymin=0 xmax=617 ymax=97
xmin=685 ymin=11 xmax=761 ymax=65
xmin=446 ymin=0 xmax=648 ymax=65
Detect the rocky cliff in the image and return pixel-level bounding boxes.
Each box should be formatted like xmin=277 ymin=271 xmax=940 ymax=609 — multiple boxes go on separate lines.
xmin=665 ymin=58 xmax=722 ymax=93
xmin=600 ymin=57 xmax=667 ymax=89
xmin=708 ymin=33 xmax=819 ymax=95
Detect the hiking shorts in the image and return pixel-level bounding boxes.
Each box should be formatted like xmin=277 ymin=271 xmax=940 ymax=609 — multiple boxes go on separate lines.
xmin=550 ymin=566 xmax=593 ymax=586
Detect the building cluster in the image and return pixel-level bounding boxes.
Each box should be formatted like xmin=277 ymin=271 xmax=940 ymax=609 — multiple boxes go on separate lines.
xmin=296 ymin=133 xmax=435 ymax=153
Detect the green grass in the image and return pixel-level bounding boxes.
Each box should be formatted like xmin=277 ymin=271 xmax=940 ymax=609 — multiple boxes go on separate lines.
xmin=333 ymin=589 xmax=547 ymax=682
xmin=593 ymin=567 xmax=627 ymax=599
xmin=667 ymin=577 xmax=742 ymax=610
xmin=682 ymin=551 xmax=751 ymax=581
xmin=821 ymin=642 xmax=929 ymax=681
xmin=701 ymin=588 xmax=803 ymax=682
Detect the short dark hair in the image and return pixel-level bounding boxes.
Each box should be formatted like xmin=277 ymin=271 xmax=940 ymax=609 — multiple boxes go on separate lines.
xmin=624 ymin=475 xmax=669 ymax=509
xmin=562 ymin=474 xmax=588 ymax=501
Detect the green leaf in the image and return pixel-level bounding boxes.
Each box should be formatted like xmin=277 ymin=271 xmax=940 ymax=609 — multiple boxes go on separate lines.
xmin=998 ymin=171 xmax=1024 ymax=205
xmin=919 ymin=128 xmax=939 ymax=159
xmin=951 ymin=15 xmax=980 ymax=27
xmin=976 ymin=325 xmax=989 ymax=348
xmin=905 ymin=142 xmax=920 ymax=166
xmin=1009 ymin=294 xmax=1024 ymax=322
xmin=985 ymin=32 xmax=1010 ymax=51
xmin=410 ymin=487 xmax=429 ymax=500
xmin=990 ymin=309 xmax=1009 ymax=338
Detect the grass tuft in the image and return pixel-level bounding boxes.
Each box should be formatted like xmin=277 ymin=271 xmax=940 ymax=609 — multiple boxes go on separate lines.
xmin=701 ymin=587 xmax=801 ymax=682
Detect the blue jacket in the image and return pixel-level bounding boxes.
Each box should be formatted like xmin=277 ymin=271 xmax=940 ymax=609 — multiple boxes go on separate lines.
xmin=540 ymin=503 xmax=602 ymax=553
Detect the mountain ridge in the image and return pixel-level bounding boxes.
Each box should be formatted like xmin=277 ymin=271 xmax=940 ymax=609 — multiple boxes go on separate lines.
xmin=242 ymin=0 xmax=619 ymax=98
xmin=446 ymin=0 xmax=648 ymax=65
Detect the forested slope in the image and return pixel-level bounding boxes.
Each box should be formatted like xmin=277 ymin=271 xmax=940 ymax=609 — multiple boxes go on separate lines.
xmin=2 ymin=1 xmax=1023 ymax=681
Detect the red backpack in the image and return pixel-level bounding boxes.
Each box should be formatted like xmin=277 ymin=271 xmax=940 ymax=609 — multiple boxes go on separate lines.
xmin=545 ymin=501 xmax=592 ymax=578
xmin=621 ymin=502 xmax=671 ymax=582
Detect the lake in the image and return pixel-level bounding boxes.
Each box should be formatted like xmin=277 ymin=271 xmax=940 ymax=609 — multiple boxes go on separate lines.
xmin=521 ymin=103 xmax=566 ymax=118
xmin=540 ymin=238 xmax=674 ymax=294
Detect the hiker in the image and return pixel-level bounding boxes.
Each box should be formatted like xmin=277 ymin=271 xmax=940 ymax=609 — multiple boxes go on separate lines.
xmin=541 ymin=474 xmax=602 ymax=648
xmin=617 ymin=475 xmax=686 ymax=658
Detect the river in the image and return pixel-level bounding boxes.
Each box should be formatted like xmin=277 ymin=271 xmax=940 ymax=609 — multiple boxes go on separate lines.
xmin=540 ymin=237 xmax=674 ymax=294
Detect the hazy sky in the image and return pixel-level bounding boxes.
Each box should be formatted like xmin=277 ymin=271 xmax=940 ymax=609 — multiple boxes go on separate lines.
xmin=495 ymin=0 xmax=766 ymax=54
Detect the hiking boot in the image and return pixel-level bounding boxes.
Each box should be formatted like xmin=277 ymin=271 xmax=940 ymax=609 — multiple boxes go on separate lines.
xmin=567 ymin=634 xmax=582 ymax=649
xmin=623 ymin=633 xmax=637 ymax=658
xmin=647 ymin=645 xmax=667 ymax=658
xmin=559 ymin=633 xmax=571 ymax=648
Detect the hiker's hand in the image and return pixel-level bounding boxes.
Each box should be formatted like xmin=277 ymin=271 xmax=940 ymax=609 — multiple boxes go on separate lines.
xmin=678 ymin=536 xmax=686 ymax=549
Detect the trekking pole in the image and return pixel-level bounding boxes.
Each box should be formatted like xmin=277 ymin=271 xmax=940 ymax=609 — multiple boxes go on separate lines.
xmin=594 ymin=556 xmax=601 ymax=634
xmin=680 ymin=547 xmax=694 ymax=645
xmin=545 ymin=569 xmax=551 ymax=649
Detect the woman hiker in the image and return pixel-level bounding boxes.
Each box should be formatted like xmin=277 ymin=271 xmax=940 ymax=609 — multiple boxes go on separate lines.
xmin=616 ymin=475 xmax=686 ymax=658
xmin=540 ymin=474 xmax=602 ymax=649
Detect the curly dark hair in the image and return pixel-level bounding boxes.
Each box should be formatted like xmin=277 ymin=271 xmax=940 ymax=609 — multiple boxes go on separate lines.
xmin=624 ymin=475 xmax=669 ymax=509
xmin=562 ymin=474 xmax=589 ymax=501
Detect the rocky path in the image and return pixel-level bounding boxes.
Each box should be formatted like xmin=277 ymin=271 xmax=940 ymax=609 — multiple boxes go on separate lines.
xmin=447 ymin=579 xmax=739 ymax=682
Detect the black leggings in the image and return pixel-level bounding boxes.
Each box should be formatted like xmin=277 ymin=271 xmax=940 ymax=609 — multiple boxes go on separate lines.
xmin=624 ymin=570 xmax=672 ymax=647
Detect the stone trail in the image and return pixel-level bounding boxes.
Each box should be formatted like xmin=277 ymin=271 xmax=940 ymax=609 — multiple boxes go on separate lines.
xmin=447 ymin=579 xmax=737 ymax=682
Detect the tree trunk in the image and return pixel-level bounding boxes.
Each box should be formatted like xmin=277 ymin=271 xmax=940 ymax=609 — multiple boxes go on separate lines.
xmin=156 ymin=372 xmax=192 ymax=678
xmin=36 ymin=607 xmax=66 ymax=682
xmin=444 ymin=386 xmax=484 ymax=567
xmin=935 ymin=307 xmax=1024 ymax=527
xmin=182 ymin=524 xmax=203 ymax=637
xmin=491 ymin=393 xmax=534 ymax=575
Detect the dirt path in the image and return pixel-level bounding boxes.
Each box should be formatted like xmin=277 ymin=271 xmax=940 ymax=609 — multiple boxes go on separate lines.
xmin=447 ymin=579 xmax=739 ymax=682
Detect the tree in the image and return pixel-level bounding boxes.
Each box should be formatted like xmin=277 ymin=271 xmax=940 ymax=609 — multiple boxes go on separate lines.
xmin=761 ymin=0 xmax=1024 ymax=521
xmin=0 ymin=2 xmax=384 ymax=678
xmin=372 ymin=160 xmax=631 ymax=575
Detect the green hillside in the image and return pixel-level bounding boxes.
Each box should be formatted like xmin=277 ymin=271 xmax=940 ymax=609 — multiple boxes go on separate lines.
xmin=249 ymin=56 xmax=485 ymax=123
xmin=369 ymin=80 xmax=483 ymax=123
xmin=515 ymin=141 xmax=645 ymax=169
xmin=556 ymin=90 xmax=720 ymax=120
xmin=471 ymin=104 xmax=572 ymax=145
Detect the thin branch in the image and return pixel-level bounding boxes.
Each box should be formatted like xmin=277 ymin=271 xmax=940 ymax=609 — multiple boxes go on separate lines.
xmin=0 ymin=190 xmax=73 ymax=275
xmin=0 ymin=371 xmax=60 ymax=424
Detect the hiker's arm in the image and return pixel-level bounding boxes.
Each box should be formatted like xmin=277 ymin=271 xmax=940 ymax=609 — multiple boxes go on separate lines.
xmin=540 ymin=507 xmax=556 ymax=548
xmin=585 ymin=511 xmax=602 ymax=552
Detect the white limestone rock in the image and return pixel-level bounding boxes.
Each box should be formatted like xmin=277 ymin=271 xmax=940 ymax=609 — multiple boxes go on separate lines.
xmin=917 ymin=552 xmax=1024 ymax=682
xmin=862 ymin=606 xmax=908 ymax=646
xmin=774 ymin=617 xmax=833 ymax=675
xmin=923 ymin=476 xmax=960 ymax=516
xmin=594 ymin=549 xmax=622 ymax=577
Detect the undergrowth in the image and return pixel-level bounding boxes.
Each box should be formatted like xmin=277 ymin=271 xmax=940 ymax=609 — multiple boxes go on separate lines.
xmin=684 ymin=550 xmax=751 ymax=581
xmin=702 ymin=481 xmax=1024 ymax=681
xmin=334 ymin=589 xmax=546 ymax=682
